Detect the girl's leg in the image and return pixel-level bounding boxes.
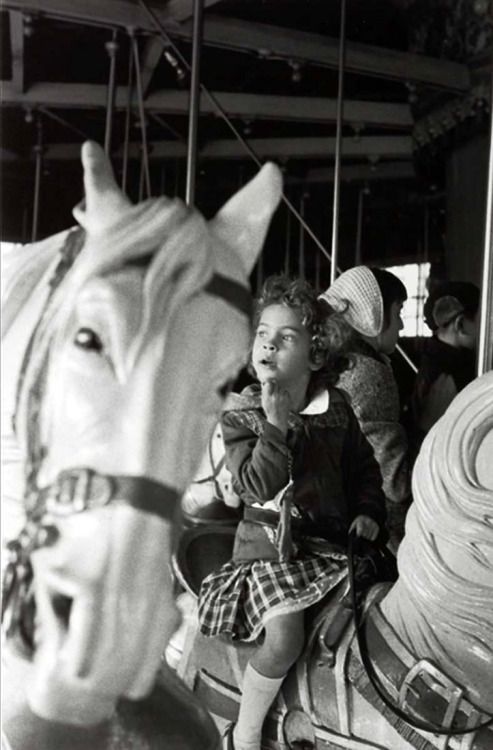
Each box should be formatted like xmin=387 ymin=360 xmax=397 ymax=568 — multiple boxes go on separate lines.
xmin=233 ymin=611 xmax=305 ymax=750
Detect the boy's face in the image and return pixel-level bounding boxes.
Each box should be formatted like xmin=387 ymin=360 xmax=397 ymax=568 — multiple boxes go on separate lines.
xmin=456 ymin=311 xmax=478 ymax=350
xmin=252 ymin=304 xmax=315 ymax=389
xmin=378 ymin=299 xmax=404 ymax=355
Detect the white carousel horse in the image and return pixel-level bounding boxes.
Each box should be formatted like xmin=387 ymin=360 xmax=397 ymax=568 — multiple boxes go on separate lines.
xmin=1 ymin=141 xmax=282 ymax=749
xmin=180 ymin=371 xmax=493 ymax=750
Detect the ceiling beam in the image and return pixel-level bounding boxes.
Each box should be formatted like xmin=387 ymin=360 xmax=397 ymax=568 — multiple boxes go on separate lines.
xmin=177 ymin=16 xmax=471 ymax=92
xmin=2 ymin=0 xmax=471 ymax=91
xmin=43 ymin=135 xmax=413 ymax=161
xmin=2 ymin=0 xmax=222 ymax=30
xmin=300 ymin=161 xmax=416 ymax=184
xmin=165 ymin=0 xmax=224 ymax=22
xmin=9 ymin=11 xmax=25 ymax=93
xmin=2 ymin=83 xmax=413 ymax=128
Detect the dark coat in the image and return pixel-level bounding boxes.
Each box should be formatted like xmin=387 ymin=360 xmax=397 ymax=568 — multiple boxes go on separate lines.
xmin=221 ymin=385 xmax=386 ymax=546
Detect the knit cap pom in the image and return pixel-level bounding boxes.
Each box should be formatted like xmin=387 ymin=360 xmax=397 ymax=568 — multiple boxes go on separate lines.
xmin=318 ymin=266 xmax=383 ymax=337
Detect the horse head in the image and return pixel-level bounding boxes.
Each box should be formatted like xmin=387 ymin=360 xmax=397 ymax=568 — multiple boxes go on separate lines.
xmin=5 ymin=141 xmax=282 ymax=727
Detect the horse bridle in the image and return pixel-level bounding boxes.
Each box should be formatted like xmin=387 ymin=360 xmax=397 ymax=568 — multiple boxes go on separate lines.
xmin=2 ymin=226 xmax=253 ymax=650
xmin=347 ymin=532 xmax=493 ymax=737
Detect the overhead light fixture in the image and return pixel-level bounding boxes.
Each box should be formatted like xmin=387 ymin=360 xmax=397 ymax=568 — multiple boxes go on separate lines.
xmin=288 ymin=60 xmax=302 ymax=83
xmin=164 ymin=51 xmax=186 ymax=83
xmin=23 ymin=13 xmax=34 ymax=38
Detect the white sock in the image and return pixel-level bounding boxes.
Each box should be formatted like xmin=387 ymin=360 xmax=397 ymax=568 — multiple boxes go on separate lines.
xmin=233 ymin=663 xmax=285 ymax=750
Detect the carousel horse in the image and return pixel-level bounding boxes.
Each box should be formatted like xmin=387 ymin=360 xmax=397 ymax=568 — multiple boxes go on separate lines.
xmin=178 ymin=371 xmax=493 ymax=750
xmin=1 ymin=141 xmax=282 ymax=750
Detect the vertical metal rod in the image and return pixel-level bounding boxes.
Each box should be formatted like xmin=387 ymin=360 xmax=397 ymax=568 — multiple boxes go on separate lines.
xmin=132 ymin=35 xmax=151 ymax=197
xmin=138 ymin=152 xmax=145 ymax=201
xmin=185 ymin=0 xmax=205 ymax=206
xmin=329 ymin=0 xmax=347 ymax=285
xmin=174 ymin=159 xmax=180 ymax=197
xmin=355 ymin=187 xmax=364 ymax=265
xmin=284 ymin=202 xmax=291 ymax=276
xmin=423 ymin=203 xmax=429 ymax=263
xmin=477 ymin=74 xmax=493 ymax=376
xmin=31 ymin=118 xmax=42 ymax=242
xmin=104 ymin=30 xmax=118 ymax=157
xmin=122 ymin=32 xmax=134 ymax=192
xmin=298 ymin=192 xmax=306 ymax=279
xmin=160 ymin=163 xmax=166 ymax=195
xmin=315 ymin=250 xmax=321 ymax=292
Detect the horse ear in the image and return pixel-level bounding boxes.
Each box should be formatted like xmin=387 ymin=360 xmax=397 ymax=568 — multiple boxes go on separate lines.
xmin=210 ymin=162 xmax=283 ymax=275
xmin=73 ymin=141 xmax=131 ymax=233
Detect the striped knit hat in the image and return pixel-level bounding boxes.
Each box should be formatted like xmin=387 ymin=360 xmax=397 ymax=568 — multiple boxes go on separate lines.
xmin=318 ymin=266 xmax=383 ymax=337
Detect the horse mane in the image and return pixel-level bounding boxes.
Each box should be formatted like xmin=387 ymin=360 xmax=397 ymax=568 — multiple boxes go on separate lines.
xmin=398 ymin=371 xmax=493 ymax=653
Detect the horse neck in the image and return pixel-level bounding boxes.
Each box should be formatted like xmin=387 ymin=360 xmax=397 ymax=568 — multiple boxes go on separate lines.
xmin=379 ymin=373 xmax=493 ymax=709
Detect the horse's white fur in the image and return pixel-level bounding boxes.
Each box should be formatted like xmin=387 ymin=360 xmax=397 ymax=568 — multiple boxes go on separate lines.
xmin=2 ymin=141 xmax=282 ymax=726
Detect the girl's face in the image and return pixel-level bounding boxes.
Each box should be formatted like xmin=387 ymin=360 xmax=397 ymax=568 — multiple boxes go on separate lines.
xmin=377 ymin=299 xmax=404 ymax=355
xmin=252 ymin=304 xmax=316 ymax=390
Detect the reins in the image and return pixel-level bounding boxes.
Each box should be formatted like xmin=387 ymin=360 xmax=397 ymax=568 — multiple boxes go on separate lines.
xmin=347 ymin=531 xmax=493 ymax=737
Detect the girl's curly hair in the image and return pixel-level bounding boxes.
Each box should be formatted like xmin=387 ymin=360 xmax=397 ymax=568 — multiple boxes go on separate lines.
xmin=251 ymin=275 xmax=352 ymax=393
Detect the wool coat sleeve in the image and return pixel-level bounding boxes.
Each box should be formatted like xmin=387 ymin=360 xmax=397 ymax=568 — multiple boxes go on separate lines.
xmin=221 ymin=412 xmax=290 ymax=504
xmin=342 ymin=405 xmax=387 ymax=530
xmin=338 ymin=354 xmax=411 ymax=506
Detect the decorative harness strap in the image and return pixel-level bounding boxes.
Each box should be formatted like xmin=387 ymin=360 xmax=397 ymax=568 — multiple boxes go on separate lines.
xmin=3 ymin=227 xmax=253 ymax=650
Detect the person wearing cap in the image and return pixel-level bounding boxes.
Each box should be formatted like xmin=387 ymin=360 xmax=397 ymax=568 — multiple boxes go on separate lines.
xmin=319 ymin=266 xmax=411 ymax=553
xmin=409 ymin=280 xmax=480 ymax=461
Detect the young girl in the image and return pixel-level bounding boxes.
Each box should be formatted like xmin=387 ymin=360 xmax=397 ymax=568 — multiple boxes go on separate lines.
xmin=319 ymin=266 xmax=411 ymax=552
xmin=198 ymin=276 xmax=386 ymax=750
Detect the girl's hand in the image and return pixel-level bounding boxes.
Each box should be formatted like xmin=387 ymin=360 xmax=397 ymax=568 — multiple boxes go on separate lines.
xmin=261 ymin=378 xmax=290 ymax=435
xmin=349 ymin=515 xmax=379 ymax=542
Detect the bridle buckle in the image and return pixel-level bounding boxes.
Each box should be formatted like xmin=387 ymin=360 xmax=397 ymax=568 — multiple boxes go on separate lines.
xmin=45 ymin=468 xmax=114 ymax=515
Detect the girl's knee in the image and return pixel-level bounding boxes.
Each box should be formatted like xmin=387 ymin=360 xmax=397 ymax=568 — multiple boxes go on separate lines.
xmin=264 ymin=615 xmax=305 ymax=666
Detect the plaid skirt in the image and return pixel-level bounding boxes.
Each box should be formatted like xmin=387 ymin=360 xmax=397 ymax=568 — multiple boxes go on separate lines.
xmin=198 ymin=548 xmax=348 ymax=642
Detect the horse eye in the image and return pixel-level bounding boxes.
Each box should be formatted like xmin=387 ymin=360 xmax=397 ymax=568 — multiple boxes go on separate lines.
xmin=74 ymin=327 xmax=103 ymax=352
xmin=218 ymin=379 xmax=234 ymax=400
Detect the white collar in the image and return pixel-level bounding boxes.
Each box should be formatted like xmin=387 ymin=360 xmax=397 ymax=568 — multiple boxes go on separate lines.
xmin=299 ymin=389 xmax=329 ymax=415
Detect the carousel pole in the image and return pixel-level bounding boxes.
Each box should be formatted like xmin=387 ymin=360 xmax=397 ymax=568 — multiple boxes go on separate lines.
xmin=355 ymin=187 xmax=365 ymax=265
xmin=477 ymin=74 xmax=493 ymax=376
xmin=329 ymin=0 xmax=347 ymax=284
xmin=284 ymin=200 xmax=291 ymax=276
xmin=104 ymin=30 xmax=118 ymax=157
xmin=121 ymin=32 xmax=134 ymax=192
xmin=298 ymin=192 xmax=306 ymax=279
xmin=31 ymin=116 xmax=43 ymax=242
xmin=132 ymin=34 xmax=151 ymax=197
xmin=185 ymin=0 xmax=205 ymax=206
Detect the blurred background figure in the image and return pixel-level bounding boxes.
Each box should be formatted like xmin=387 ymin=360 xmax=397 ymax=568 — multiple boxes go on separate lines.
xmin=409 ymin=281 xmax=480 ymax=462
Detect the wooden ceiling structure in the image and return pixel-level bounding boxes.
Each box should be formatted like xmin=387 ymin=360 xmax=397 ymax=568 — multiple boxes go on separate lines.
xmin=1 ymin=0 xmax=492 ymax=269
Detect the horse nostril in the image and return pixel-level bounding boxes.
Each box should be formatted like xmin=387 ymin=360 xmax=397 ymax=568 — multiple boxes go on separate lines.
xmin=51 ymin=593 xmax=72 ymax=628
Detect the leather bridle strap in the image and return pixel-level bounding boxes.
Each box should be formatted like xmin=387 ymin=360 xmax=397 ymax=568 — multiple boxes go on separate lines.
xmin=205 ymin=273 xmax=252 ymax=320
xmin=347 ymin=532 xmax=493 ymax=736
xmin=33 ymin=468 xmax=180 ymax=523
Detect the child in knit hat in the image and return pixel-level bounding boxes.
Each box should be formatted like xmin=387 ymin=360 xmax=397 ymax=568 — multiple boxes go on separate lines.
xmin=198 ymin=275 xmax=386 ymax=750
xmin=319 ymin=266 xmax=411 ymax=553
